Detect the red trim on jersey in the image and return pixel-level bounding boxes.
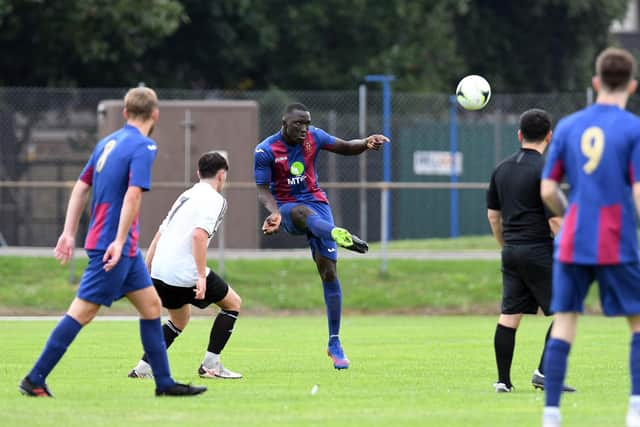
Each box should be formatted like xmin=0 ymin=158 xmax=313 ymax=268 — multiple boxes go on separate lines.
xmin=558 ymin=204 xmax=577 ymax=263
xmin=270 ymin=140 xmax=296 ymax=203
xmin=597 ymin=204 xmax=622 ymax=264
xmin=80 ymin=165 xmax=94 ymax=185
xmin=85 ymin=203 xmax=109 ymax=249
xmin=303 ymin=133 xmax=328 ymax=203
xmin=548 ymin=160 xmax=564 ymax=182
xmin=129 ymin=216 xmax=139 ymax=257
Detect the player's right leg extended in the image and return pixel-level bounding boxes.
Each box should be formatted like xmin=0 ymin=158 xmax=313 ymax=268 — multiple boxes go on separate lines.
xmin=289 ymin=203 xmax=368 ymax=254
xmin=330 ymin=227 xmax=368 ymax=254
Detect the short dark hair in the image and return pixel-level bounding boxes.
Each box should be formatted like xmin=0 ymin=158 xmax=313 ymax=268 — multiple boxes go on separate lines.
xmin=198 ymin=151 xmax=228 ymax=179
xmin=519 ymin=109 xmax=551 ymax=142
xmin=283 ymin=103 xmax=309 ymax=115
xmin=596 ymin=47 xmax=636 ymax=91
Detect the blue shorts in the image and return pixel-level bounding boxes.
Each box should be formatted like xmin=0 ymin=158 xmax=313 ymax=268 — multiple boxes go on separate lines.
xmin=77 ymin=250 xmax=153 ymax=307
xmin=551 ymin=261 xmax=640 ymax=316
xmin=279 ymin=201 xmax=338 ymax=261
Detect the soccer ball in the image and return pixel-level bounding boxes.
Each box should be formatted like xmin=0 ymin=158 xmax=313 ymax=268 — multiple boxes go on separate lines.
xmin=456 ymin=75 xmax=491 ymax=111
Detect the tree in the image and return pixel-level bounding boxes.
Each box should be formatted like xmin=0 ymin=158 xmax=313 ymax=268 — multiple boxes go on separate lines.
xmin=140 ymin=0 xmax=465 ymax=91
xmin=0 ymin=0 xmax=630 ymax=92
xmin=0 ymin=0 xmax=184 ymax=86
xmin=454 ymin=0 xmax=629 ymax=92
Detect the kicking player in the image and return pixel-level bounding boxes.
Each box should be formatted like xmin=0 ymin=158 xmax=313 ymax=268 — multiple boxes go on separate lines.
xmin=487 ymin=108 xmax=574 ymax=393
xmin=128 ymin=151 xmax=242 ymax=380
xmin=20 ymin=87 xmax=206 ymax=397
xmin=254 ymin=103 xmax=389 ymax=369
xmin=540 ymin=47 xmax=640 ymax=427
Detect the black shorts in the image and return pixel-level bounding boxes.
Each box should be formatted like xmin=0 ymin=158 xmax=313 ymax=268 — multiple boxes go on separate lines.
xmin=152 ymin=270 xmax=230 ymax=310
xmin=501 ymin=243 xmax=552 ymax=315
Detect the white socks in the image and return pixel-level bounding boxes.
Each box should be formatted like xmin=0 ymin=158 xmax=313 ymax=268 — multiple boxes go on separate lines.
xmin=202 ymin=351 xmax=220 ymax=368
xmin=135 ymin=359 xmax=152 ymax=374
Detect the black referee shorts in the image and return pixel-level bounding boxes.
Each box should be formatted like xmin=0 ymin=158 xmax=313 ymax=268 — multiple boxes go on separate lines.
xmin=152 ymin=270 xmax=230 ymax=310
xmin=501 ymin=243 xmax=553 ymax=316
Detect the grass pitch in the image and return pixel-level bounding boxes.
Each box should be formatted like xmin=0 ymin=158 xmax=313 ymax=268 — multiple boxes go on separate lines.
xmin=0 ymin=315 xmax=632 ymax=426
xmin=0 ymin=256 xmax=603 ymax=314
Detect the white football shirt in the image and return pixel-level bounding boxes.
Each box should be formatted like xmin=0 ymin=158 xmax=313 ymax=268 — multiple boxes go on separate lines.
xmin=151 ymin=182 xmax=227 ymax=287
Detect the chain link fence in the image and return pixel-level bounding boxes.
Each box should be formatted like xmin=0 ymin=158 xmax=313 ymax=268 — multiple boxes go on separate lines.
xmin=0 ymin=87 xmax=595 ymax=248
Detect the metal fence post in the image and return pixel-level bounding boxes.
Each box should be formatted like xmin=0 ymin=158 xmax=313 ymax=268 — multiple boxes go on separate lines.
xmin=358 ymin=84 xmax=368 ymax=240
xmin=327 ymin=110 xmax=342 ymax=226
xmin=493 ymin=108 xmax=502 ymax=166
xmin=364 ymin=75 xmax=394 ymax=273
xmin=181 ymin=110 xmax=194 ymax=185
xmin=380 ymin=184 xmax=389 ymax=273
xmin=449 ymin=96 xmax=459 ymax=238
xmin=586 ymin=86 xmax=594 ymax=105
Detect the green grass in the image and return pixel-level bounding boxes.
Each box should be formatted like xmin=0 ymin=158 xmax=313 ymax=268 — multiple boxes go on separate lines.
xmin=0 ymin=316 xmax=632 ymax=426
xmin=0 ymin=256 xmax=603 ymax=313
xmin=368 ymin=235 xmax=497 ymax=251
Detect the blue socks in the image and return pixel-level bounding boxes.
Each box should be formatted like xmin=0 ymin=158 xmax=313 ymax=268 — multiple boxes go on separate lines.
xmin=306 ymin=214 xmax=334 ymax=240
xmin=322 ymin=279 xmax=342 ymax=338
xmin=631 ymin=333 xmax=640 ymax=395
xmin=544 ymin=338 xmax=571 ymax=407
xmin=28 ymin=314 xmax=82 ymax=385
xmin=140 ymin=318 xmax=175 ymax=390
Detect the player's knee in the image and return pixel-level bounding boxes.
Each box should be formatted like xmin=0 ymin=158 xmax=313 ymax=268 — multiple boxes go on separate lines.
xmin=233 ymin=293 xmax=242 ymax=310
xmin=145 ymin=292 xmax=162 ymax=317
xmin=291 ymin=205 xmax=313 ymax=225
xmin=221 ymin=290 xmax=242 ymax=311
xmin=319 ymin=269 xmax=337 ymax=283
xmin=498 ymin=313 xmax=522 ymax=329
xmin=67 ymin=298 xmax=100 ymax=325
xmin=169 ymin=317 xmax=189 ymax=331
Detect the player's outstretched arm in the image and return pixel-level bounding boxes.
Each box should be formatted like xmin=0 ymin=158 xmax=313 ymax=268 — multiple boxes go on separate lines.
xmin=103 ymin=186 xmax=143 ymax=271
xmin=540 ymin=179 xmax=568 ymax=217
xmin=331 ymin=134 xmax=390 ymax=155
xmin=54 ymin=180 xmax=91 ymax=265
xmin=257 ymin=184 xmax=281 ymax=234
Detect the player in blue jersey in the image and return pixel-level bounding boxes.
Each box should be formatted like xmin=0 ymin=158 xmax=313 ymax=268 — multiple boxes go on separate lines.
xmin=254 ymin=103 xmax=389 ymax=369
xmin=19 ymin=87 xmax=206 ymax=398
xmin=540 ymin=48 xmax=640 ymax=427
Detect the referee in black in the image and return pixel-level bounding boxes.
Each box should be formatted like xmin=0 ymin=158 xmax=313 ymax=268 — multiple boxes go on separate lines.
xmin=487 ymin=108 xmax=575 ymax=393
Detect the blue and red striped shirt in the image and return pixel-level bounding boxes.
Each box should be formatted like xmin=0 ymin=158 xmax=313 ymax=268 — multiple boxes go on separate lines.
xmin=79 ymin=124 xmax=157 ymax=256
xmin=253 ymin=127 xmax=336 ymax=205
xmin=542 ymin=104 xmax=640 ymax=265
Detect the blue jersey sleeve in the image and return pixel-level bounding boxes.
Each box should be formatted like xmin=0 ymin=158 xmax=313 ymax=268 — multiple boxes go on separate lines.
xmin=254 ymin=145 xmax=273 ymax=185
xmin=129 ymin=141 xmax=157 ymax=191
xmin=313 ymin=127 xmax=336 ymax=150
xmin=78 ymin=152 xmax=96 ymax=185
xmin=542 ymin=124 xmax=566 ymax=182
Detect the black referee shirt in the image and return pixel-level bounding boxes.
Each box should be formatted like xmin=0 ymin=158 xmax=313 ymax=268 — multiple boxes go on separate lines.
xmin=486 ymin=147 xmax=553 ymax=245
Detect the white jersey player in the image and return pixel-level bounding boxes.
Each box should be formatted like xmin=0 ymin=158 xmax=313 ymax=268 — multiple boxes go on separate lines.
xmin=129 ymin=151 xmax=243 ymax=380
